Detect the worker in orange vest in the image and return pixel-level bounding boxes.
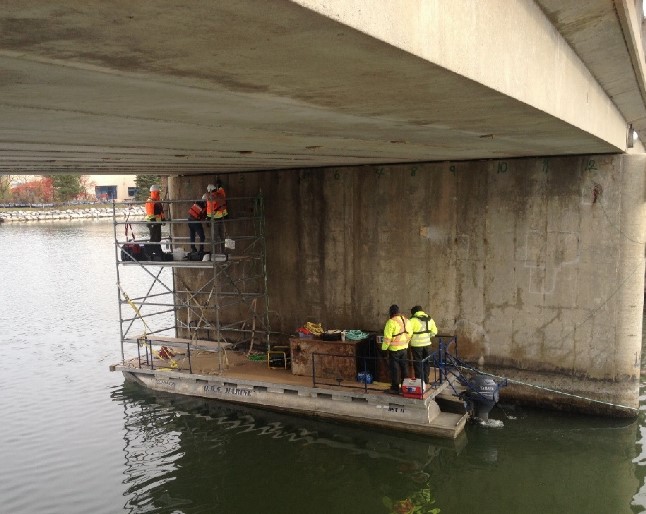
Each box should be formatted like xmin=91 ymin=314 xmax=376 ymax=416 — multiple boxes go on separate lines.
xmin=145 ymin=184 xmax=166 ymax=257
xmin=206 ymin=179 xmax=228 ymax=253
xmin=382 ymin=304 xmax=412 ymax=394
xmin=206 ymin=179 xmax=228 ymax=220
xmin=187 ymin=193 xmax=207 ymax=254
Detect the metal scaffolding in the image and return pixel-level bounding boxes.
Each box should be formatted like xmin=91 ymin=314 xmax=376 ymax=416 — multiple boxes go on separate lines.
xmin=113 ymin=194 xmax=271 ymax=370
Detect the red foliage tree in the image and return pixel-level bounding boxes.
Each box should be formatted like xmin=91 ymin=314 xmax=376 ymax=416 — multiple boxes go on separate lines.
xmin=11 ymin=177 xmax=54 ymax=203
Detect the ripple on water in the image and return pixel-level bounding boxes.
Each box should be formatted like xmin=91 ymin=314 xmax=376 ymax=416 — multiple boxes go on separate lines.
xmin=476 ymin=418 xmax=505 ymax=428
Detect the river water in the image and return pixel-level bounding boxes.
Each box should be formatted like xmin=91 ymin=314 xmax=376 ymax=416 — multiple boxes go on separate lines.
xmin=1 ymin=220 xmax=646 ymax=514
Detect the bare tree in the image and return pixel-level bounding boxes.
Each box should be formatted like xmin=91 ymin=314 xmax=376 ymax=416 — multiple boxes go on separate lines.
xmin=0 ymin=175 xmax=13 ymax=201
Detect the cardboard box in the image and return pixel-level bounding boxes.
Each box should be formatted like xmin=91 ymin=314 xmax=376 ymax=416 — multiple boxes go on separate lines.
xmin=402 ymin=378 xmax=426 ymax=399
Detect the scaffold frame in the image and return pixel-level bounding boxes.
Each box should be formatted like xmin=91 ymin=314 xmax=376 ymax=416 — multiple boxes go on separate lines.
xmin=112 ymin=194 xmax=272 ymax=369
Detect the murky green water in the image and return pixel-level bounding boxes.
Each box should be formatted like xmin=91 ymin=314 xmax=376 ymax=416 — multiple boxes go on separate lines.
xmin=1 ymin=221 xmax=645 ymax=513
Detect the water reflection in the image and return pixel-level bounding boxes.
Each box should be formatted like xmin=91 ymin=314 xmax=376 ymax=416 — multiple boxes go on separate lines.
xmin=113 ymin=379 xmax=642 ymax=514
xmin=630 ymin=342 xmax=646 ymax=512
xmin=443 ymin=409 xmax=639 ymax=514
xmin=112 ymin=383 xmax=460 ymax=514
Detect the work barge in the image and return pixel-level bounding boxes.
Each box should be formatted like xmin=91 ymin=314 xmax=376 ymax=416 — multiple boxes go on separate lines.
xmin=109 ymin=195 xmax=469 ymax=439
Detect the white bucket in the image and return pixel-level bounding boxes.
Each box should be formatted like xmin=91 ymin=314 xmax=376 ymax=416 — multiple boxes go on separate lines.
xmin=172 ymin=248 xmax=186 ymax=261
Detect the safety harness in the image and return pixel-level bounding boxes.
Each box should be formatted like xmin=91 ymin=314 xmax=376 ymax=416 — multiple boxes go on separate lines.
xmin=413 ymin=315 xmax=433 ymax=334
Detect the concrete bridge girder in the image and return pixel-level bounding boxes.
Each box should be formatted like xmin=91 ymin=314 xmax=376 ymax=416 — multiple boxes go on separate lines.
xmin=0 ymin=0 xmax=644 ymax=174
xmin=536 ymin=0 xmax=646 ymax=143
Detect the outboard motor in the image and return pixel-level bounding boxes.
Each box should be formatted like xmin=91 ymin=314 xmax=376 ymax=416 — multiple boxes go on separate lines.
xmin=432 ymin=339 xmax=507 ymax=424
xmin=463 ymin=374 xmax=504 ymax=422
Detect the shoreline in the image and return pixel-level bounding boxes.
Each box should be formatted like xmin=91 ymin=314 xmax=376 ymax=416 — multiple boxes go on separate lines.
xmin=0 ymin=206 xmax=144 ymax=223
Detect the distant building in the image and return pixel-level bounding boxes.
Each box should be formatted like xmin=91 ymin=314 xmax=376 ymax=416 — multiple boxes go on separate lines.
xmin=89 ymin=175 xmax=137 ymax=201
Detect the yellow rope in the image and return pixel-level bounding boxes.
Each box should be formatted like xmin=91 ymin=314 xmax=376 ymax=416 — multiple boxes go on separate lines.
xmin=120 ymin=285 xmax=176 ymax=366
xmin=304 ymin=321 xmax=324 ymax=336
xmin=119 ymin=285 xmax=151 ymax=337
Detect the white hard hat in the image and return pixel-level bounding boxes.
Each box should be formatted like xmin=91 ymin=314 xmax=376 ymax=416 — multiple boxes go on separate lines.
xmin=201 ymin=194 xmax=208 ymax=200
xmin=206 ymin=183 xmax=215 ymax=192
xmin=150 ymin=184 xmax=161 ymax=192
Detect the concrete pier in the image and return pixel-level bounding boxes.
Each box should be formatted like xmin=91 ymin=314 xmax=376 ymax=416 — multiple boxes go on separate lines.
xmin=171 ymin=153 xmax=645 ymax=414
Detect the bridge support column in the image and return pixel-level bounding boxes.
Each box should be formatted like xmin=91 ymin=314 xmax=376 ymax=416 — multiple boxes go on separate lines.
xmin=458 ymin=154 xmax=645 ymax=414
xmin=170 ymin=153 xmax=645 ymax=415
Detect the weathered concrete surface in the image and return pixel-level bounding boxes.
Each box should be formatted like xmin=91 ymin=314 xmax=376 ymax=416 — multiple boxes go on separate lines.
xmin=536 ymin=0 xmax=646 ymax=137
xmin=0 ymin=0 xmax=641 ymax=174
xmin=170 ymin=152 xmax=645 ymax=414
xmin=297 ymin=0 xmax=630 ymax=146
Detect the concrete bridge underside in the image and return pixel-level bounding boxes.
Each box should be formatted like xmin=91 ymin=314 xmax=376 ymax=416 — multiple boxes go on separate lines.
xmin=1 ymin=1 xmax=645 ymax=414
xmin=1 ymin=0 xmax=646 ymax=173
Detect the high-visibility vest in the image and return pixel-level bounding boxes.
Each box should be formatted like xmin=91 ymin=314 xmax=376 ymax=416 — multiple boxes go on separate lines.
xmin=383 ymin=315 xmax=411 ymax=351
xmin=145 ymin=198 xmax=164 ymax=222
xmin=207 ymin=188 xmax=228 ymax=219
xmin=410 ymin=312 xmax=437 ymax=347
xmin=188 ymin=202 xmax=205 ymax=220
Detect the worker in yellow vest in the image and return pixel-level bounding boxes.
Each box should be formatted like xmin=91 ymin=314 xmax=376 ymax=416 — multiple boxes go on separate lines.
xmin=409 ymin=305 xmax=438 ymax=385
xmin=206 ymin=180 xmax=228 ymax=253
xmin=382 ymin=304 xmax=412 ymax=394
xmin=145 ymin=184 xmax=166 ymax=257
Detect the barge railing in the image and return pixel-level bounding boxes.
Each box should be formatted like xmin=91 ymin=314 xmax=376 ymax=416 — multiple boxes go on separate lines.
xmin=310 ymin=336 xmax=460 ymax=391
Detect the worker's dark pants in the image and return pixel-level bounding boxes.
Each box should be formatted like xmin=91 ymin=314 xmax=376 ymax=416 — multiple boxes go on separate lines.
xmin=188 ymin=221 xmax=205 ymax=253
xmin=388 ymin=348 xmax=408 ymax=390
xmin=208 ymin=217 xmax=227 ymax=253
xmin=147 ymin=222 xmax=162 ymax=255
xmin=411 ymin=345 xmax=432 ymax=384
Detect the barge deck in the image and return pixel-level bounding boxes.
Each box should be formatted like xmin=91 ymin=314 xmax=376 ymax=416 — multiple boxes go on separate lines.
xmin=110 ymin=344 xmax=467 ymax=439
